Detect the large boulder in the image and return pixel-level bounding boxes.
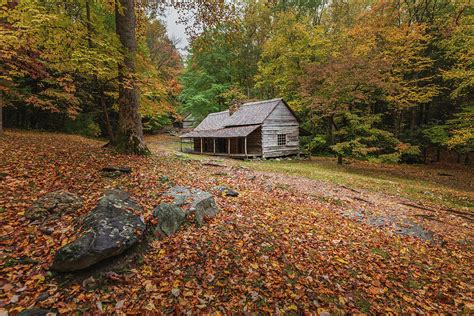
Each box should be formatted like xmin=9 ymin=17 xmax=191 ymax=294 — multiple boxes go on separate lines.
xmin=51 ymin=190 xmax=145 ymax=272
xmin=161 ymin=186 xmax=219 ymax=227
xmin=26 ymin=191 xmax=82 ymax=220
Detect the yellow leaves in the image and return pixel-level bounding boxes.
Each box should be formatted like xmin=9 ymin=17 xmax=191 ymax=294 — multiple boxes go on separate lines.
xmin=250 ymin=263 xmax=259 ymax=270
xmin=158 ymin=249 xmax=166 ymax=258
xmin=183 ymin=290 xmax=193 ymax=297
xmin=402 ymin=294 xmax=414 ymax=303
xmin=31 ymin=274 xmax=45 ymax=284
xmin=286 ymin=304 xmax=298 ymax=311
xmin=144 ymin=280 xmax=157 ymax=293
xmin=144 ymin=301 xmax=157 ymax=311
xmin=335 ymin=257 xmax=349 ymax=264
xmin=142 ymin=265 xmax=153 ymax=276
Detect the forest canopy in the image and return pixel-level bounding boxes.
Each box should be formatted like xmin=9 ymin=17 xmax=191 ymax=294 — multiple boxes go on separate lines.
xmin=178 ymin=0 xmax=473 ymax=163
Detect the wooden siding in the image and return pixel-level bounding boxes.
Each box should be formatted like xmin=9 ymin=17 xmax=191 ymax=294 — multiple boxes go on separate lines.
xmin=183 ymin=120 xmax=195 ymax=128
xmin=261 ymin=101 xmax=299 ymax=158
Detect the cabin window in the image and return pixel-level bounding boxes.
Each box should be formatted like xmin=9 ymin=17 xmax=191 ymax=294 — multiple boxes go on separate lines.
xmin=277 ymin=134 xmax=287 ymax=146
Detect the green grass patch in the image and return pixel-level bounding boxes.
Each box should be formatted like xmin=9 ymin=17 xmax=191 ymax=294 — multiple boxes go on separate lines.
xmin=160 ymin=136 xmax=473 ymax=211
xmin=371 ymin=248 xmax=390 ymax=260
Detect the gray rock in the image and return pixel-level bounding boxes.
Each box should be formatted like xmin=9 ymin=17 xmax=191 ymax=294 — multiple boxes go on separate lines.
xmin=163 ymin=186 xmax=219 ymax=227
xmin=51 ymin=190 xmax=145 ymax=272
xmin=159 ymin=175 xmax=170 ymax=183
xmin=152 ymin=203 xmax=186 ymax=236
xmin=201 ymin=160 xmax=225 ymax=167
xmin=101 ymin=166 xmax=131 ymax=178
xmin=26 ymin=191 xmax=82 ymax=220
xmin=213 ymin=185 xmax=239 ymax=197
xmin=18 ymin=308 xmax=56 ymax=316
xmin=101 ymin=166 xmax=131 ymax=173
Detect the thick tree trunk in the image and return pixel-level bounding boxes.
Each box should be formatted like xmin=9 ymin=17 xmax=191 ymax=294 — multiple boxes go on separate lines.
xmin=114 ymin=0 xmax=148 ymax=154
xmin=337 ymin=154 xmax=343 ymax=165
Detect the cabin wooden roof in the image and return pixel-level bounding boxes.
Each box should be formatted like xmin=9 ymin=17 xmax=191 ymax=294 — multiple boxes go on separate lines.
xmin=224 ymin=98 xmax=282 ymax=127
xmin=181 ymin=98 xmax=292 ymax=138
xmin=194 ymin=111 xmax=230 ymax=131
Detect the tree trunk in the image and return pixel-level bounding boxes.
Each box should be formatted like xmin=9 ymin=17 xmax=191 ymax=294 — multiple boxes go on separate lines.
xmin=114 ymin=0 xmax=148 ymax=154
xmin=410 ymin=107 xmax=416 ymax=136
xmin=337 ymin=154 xmax=343 ymax=165
xmin=436 ymin=146 xmax=440 ymax=162
xmin=86 ymin=0 xmax=93 ymax=48
xmin=0 ymin=91 xmax=3 ymax=135
xmin=100 ymin=90 xmax=115 ymax=142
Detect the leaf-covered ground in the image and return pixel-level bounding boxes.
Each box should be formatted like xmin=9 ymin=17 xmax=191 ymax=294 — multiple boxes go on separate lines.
xmin=1 ymin=130 xmax=473 ymax=313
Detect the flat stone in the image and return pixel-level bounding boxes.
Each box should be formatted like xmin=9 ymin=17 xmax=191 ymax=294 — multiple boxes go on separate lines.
xmin=213 ymin=185 xmax=239 ymax=197
xmin=201 ymin=160 xmax=225 ymax=167
xmin=101 ymin=166 xmax=132 ymax=173
xmin=26 ymin=191 xmax=82 ymax=221
xmin=18 ymin=308 xmax=56 ymax=316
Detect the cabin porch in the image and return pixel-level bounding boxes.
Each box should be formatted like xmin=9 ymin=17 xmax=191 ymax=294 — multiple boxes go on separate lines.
xmin=181 ymin=136 xmax=262 ymax=158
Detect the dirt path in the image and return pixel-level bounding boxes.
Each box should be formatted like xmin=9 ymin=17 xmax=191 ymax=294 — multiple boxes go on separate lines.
xmin=148 ymin=134 xmax=473 ymax=244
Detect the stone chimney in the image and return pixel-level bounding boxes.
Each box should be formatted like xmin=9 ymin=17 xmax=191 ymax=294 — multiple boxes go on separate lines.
xmin=229 ymin=99 xmax=245 ymax=115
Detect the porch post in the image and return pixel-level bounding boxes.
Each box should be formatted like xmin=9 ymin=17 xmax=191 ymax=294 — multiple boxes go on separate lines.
xmin=180 ymin=138 xmax=183 ymax=152
xmin=227 ymin=138 xmax=230 ymax=155
xmin=213 ymin=138 xmax=216 ymax=154
xmin=244 ymin=137 xmax=248 ymax=158
xmin=200 ymin=137 xmax=203 ymax=153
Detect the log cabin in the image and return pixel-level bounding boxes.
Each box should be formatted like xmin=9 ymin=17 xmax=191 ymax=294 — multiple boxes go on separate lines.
xmin=180 ymin=98 xmax=301 ymax=158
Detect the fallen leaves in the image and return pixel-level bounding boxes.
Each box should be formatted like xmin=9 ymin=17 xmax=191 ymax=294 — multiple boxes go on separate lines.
xmin=0 ymin=131 xmax=472 ymax=314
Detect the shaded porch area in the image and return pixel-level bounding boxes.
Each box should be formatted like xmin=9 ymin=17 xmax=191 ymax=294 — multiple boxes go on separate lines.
xmin=182 ymin=137 xmax=261 ymax=158
xmin=180 ymin=125 xmax=262 ymax=158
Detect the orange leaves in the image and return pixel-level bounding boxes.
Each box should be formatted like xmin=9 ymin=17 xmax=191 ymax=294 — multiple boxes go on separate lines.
xmin=0 ymin=131 xmax=471 ymax=314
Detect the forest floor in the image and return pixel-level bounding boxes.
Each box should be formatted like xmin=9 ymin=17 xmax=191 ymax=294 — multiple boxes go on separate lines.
xmin=1 ymin=130 xmax=473 ymax=314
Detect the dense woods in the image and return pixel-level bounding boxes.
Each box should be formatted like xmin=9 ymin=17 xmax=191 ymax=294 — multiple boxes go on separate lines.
xmin=1 ymin=0 xmax=182 ymax=152
xmin=179 ymin=0 xmax=473 ymax=164
xmin=1 ymin=0 xmax=472 ymax=162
